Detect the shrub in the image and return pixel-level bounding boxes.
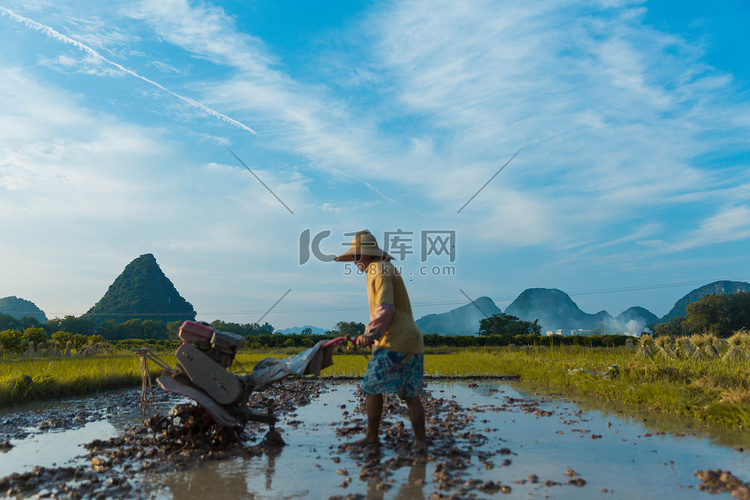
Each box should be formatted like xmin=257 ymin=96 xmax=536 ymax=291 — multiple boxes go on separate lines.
xmin=0 ymin=329 xmax=23 ymax=353
xmin=22 ymin=327 xmax=48 ymax=347
xmin=51 ymin=331 xmax=90 ymax=351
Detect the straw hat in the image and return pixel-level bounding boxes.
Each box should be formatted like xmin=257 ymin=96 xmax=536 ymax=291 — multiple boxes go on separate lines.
xmin=334 ymin=230 xmax=393 ymax=262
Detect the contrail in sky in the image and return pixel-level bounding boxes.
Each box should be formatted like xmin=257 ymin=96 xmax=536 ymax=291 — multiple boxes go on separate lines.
xmin=0 ymin=7 xmax=258 ymax=136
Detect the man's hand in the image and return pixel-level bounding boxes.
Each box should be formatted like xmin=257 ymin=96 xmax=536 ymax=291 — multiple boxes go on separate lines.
xmin=355 ymin=334 xmax=376 ymax=349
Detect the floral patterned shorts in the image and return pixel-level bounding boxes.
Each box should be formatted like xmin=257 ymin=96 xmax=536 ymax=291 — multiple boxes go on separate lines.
xmin=362 ymin=349 xmax=424 ymax=398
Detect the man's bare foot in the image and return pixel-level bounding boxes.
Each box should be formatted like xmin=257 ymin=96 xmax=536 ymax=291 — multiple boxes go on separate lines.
xmin=351 ymin=437 xmax=381 ymax=447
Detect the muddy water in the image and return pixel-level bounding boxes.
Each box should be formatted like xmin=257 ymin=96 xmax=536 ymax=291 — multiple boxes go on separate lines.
xmin=144 ymin=382 xmax=750 ymax=499
xmin=146 ymin=387 xmax=353 ymax=499
xmin=2 ymin=381 xmax=750 ymax=499
xmin=0 ymin=388 xmax=179 ymax=477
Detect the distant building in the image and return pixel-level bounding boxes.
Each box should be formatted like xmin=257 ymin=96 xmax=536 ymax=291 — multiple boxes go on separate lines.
xmin=545 ymin=329 xmax=586 ymax=336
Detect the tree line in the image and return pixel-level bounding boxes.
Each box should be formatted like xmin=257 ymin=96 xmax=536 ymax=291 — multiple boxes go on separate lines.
xmin=0 ymin=312 xmax=628 ymax=354
xmin=1 ymin=291 xmax=748 ymax=354
xmin=654 ymin=291 xmax=750 ymax=338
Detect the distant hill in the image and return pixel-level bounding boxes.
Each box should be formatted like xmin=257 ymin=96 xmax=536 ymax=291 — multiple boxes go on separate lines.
xmin=276 ymin=325 xmax=328 ymax=335
xmin=85 ymin=254 xmax=196 ymax=325
xmin=416 ymin=296 xmax=502 ymax=335
xmin=0 ymin=296 xmax=47 ymax=323
xmin=661 ymin=280 xmax=750 ymax=323
xmin=616 ymin=306 xmax=659 ymax=327
xmin=505 ymin=288 xmax=612 ymax=332
xmin=608 ymin=306 xmax=660 ymax=335
xmin=412 ymin=280 xmax=750 ymax=337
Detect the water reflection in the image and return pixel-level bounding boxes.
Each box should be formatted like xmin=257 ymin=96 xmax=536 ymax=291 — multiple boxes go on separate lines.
xmin=263 ymin=446 xmax=282 ymax=491
xmin=165 ymin=459 xmax=255 ymax=499
xmin=402 ymin=462 xmax=427 ymax=498
xmin=0 ymin=420 xmax=117 ymax=476
xmin=352 ymin=445 xmax=428 ymax=500
xmin=157 ymin=446 xmax=298 ymax=499
xmin=376 ymin=463 xmax=427 ymax=500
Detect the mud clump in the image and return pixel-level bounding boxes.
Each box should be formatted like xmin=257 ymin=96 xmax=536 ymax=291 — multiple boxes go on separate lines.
xmin=0 ymin=465 xmax=134 ymax=499
xmin=695 ymin=469 xmax=750 ymax=499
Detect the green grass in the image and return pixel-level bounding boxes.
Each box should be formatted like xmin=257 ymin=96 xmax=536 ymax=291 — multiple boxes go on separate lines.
xmin=3 ymin=346 xmax=750 ymax=429
xmin=0 ymin=353 xmax=173 ymax=408
xmin=320 ymin=350 xmax=513 ymax=378
xmin=455 ymin=345 xmax=750 ymax=428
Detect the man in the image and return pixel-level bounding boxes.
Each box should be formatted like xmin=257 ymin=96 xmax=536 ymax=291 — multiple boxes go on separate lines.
xmin=335 ymin=230 xmax=426 ymax=450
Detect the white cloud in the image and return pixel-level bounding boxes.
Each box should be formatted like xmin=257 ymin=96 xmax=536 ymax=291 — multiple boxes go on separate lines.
xmin=672 ymin=205 xmax=750 ymax=251
xmin=462 ymin=189 xmax=562 ymax=247
xmin=1 ymin=6 xmax=259 ymax=134
xmin=122 ymin=0 xmax=746 ymax=252
xmin=123 ymin=0 xmax=273 ymax=73
xmin=39 ymin=53 xmax=125 ymax=76
xmin=64 ymin=14 xmax=139 ymax=52
xmin=350 ymin=0 xmax=748 ymax=245
xmin=146 ymin=59 xmax=184 ymax=74
xmin=7 ymin=1 xmax=749 ymax=233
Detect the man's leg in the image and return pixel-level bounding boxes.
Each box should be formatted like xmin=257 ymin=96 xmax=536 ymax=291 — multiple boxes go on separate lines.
xmin=358 ymin=349 xmax=386 ymax=446
xmin=404 ymin=395 xmax=426 ymax=450
xmin=363 ymin=393 xmax=383 ymax=445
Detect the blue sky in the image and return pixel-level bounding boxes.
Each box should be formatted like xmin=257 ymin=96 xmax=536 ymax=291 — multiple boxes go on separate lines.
xmin=1 ymin=0 xmax=749 ymax=331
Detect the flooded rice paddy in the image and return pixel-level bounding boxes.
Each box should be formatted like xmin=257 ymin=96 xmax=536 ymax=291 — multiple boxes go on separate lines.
xmin=2 ymin=379 xmax=750 ymax=499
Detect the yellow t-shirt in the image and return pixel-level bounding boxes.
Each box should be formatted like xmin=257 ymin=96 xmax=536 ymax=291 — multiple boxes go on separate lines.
xmin=366 ymin=260 xmax=424 ymax=354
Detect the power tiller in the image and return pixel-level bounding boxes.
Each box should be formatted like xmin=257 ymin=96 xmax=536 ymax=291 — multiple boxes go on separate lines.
xmin=135 ymin=320 xmax=350 ymax=437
